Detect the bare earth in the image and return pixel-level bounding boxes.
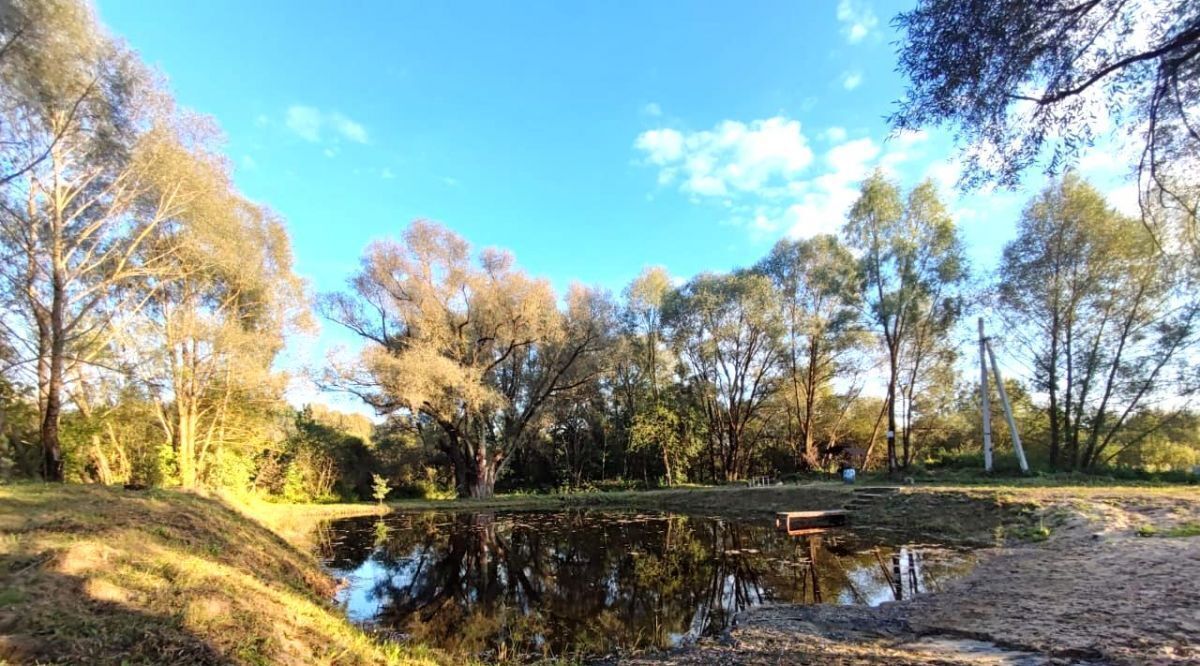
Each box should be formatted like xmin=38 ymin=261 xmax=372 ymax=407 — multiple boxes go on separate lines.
xmin=620 ymin=490 xmax=1200 ymax=666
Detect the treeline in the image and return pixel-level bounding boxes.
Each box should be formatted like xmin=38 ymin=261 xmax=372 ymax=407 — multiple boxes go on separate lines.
xmin=1 ymin=1 xmax=1198 ymax=501
xmin=319 ymin=173 xmax=1199 ymax=498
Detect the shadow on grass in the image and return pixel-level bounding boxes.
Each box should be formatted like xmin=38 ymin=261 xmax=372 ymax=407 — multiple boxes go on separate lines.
xmin=0 ymin=483 xmax=438 ymax=665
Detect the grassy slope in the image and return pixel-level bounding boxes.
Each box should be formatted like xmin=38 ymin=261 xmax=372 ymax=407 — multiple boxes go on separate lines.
xmin=0 ymin=484 xmax=437 ymax=666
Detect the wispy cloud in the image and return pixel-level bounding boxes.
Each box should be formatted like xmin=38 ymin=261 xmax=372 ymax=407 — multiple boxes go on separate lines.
xmin=836 ymin=0 xmax=878 ymax=44
xmin=841 ymin=71 xmax=863 ymax=90
xmin=284 ymin=105 xmax=370 ymax=144
xmin=381 ymin=168 xmax=395 ymax=180
xmin=642 ymin=102 xmax=663 ymax=117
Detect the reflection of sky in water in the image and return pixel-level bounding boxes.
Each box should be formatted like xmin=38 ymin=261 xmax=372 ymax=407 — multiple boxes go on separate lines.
xmin=338 ymin=555 xmax=424 ymax=622
xmin=319 ymin=512 xmax=977 ymax=660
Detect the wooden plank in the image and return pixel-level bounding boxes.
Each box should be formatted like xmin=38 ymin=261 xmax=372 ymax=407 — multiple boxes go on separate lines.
xmin=774 ymin=510 xmax=848 ymax=531
xmin=784 ymin=527 xmax=832 ymax=536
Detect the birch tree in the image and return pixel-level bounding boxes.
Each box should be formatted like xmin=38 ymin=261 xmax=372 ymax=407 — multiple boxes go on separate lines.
xmin=0 ymin=11 xmax=181 ymax=480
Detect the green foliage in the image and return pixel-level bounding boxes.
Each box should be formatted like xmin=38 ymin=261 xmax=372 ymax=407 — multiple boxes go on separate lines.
xmin=151 ymin=442 xmax=179 ymax=488
xmin=372 ymin=474 xmax=391 ymax=505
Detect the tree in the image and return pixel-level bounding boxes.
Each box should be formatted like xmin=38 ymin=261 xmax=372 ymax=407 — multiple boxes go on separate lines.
xmin=0 ymin=7 xmax=186 ymax=480
xmin=0 ymin=0 xmax=109 ymax=187
xmin=322 ymin=221 xmax=611 ymax=498
xmin=891 ymin=0 xmax=1200 ymax=241
xmin=755 ymin=235 xmax=863 ymax=470
xmin=663 ymin=272 xmax=782 ymax=481
xmin=844 ymin=173 xmax=967 ymax=471
xmin=372 ymin=473 xmax=390 ymax=505
xmin=622 ymin=267 xmax=673 ymax=402
xmin=131 ymin=148 xmax=304 ymax=489
xmin=997 ymin=175 xmax=1198 ymax=469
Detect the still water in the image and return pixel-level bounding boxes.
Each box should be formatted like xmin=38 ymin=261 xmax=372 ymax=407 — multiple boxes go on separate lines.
xmin=317 ymin=511 xmax=975 ymax=661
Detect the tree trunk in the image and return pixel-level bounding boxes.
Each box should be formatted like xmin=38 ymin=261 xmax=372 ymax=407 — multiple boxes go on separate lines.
xmin=469 ymin=448 xmax=497 ymax=498
xmin=41 ymin=232 xmax=67 ymax=482
xmin=40 ymin=374 xmax=64 ymax=481
xmin=886 ymin=353 xmax=899 ymax=474
xmin=41 ymin=320 xmax=65 ymax=482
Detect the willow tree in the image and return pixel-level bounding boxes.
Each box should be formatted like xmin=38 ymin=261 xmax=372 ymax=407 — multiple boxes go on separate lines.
xmin=998 ymin=175 xmax=1198 ymax=470
xmin=892 ymin=0 xmax=1199 ymax=222
xmin=755 ymin=235 xmax=863 ymax=469
xmin=323 ymin=221 xmax=611 ymax=498
xmin=114 ymin=127 xmax=305 ymax=488
xmin=0 ymin=1 xmax=182 ymax=480
xmin=663 ymin=271 xmax=782 ymax=481
xmin=844 ymin=173 xmax=966 ymax=471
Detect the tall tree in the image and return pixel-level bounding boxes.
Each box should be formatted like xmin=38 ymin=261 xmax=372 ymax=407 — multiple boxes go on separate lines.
xmin=126 ymin=135 xmax=305 ymax=488
xmin=0 ymin=6 xmax=181 ymax=480
xmin=322 ymin=221 xmax=611 ymax=498
xmin=997 ymin=175 xmax=1198 ymax=469
xmin=755 ymin=234 xmax=862 ymax=470
xmin=891 ymin=0 xmax=1200 ymax=241
xmin=0 ymin=0 xmax=107 ymax=187
xmin=844 ymin=173 xmax=967 ymax=472
xmin=663 ymin=272 xmax=782 ymax=481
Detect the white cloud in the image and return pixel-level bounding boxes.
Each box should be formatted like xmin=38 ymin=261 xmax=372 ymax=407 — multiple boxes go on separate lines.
xmin=634 ymin=116 xmax=934 ymax=242
xmin=634 ymin=117 xmax=814 ymax=197
xmin=822 ymin=126 xmax=848 ymax=143
xmin=642 ymin=102 xmax=663 ymax=117
xmin=323 ymin=147 xmax=336 ymax=158
xmin=284 ymin=105 xmax=369 ymax=144
xmin=285 ymin=105 xmax=323 ymax=142
xmin=925 ymin=158 xmax=963 ymax=194
xmin=442 ymin=176 xmax=460 ymax=187
xmin=635 ymin=128 xmax=684 ymax=165
xmin=329 ymin=113 xmax=369 ymax=144
xmin=837 ymin=0 xmax=878 ymax=44
xmin=841 ymin=71 xmax=863 ymax=91
xmin=381 ymin=167 xmax=395 ymax=179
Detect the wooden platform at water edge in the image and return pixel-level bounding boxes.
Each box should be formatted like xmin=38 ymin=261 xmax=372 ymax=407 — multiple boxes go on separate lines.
xmin=775 ymin=509 xmax=848 ymax=534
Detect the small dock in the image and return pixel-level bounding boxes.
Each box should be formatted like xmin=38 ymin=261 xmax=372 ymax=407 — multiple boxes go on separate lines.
xmin=775 ymin=510 xmax=848 ymax=533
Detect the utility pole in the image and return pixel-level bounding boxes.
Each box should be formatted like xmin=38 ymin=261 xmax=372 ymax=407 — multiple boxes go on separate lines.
xmin=978 ymin=317 xmax=993 ymax=472
xmin=986 ymin=339 xmax=1030 ymax=473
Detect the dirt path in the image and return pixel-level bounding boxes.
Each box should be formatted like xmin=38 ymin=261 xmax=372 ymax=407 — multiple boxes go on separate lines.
xmin=619 ymin=490 xmax=1200 ymax=665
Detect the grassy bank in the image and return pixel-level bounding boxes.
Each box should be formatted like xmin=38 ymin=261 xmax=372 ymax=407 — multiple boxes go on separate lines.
xmin=0 ymin=484 xmax=438 ymax=665
xmin=1 ymin=481 xmax=1194 ymax=665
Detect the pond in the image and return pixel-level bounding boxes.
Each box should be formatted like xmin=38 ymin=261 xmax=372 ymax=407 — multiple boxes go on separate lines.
xmin=316 ymin=510 xmax=977 ymax=662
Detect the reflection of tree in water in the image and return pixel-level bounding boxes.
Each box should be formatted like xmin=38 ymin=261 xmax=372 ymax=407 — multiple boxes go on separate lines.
xmin=321 ymin=512 xmax=972 ymax=661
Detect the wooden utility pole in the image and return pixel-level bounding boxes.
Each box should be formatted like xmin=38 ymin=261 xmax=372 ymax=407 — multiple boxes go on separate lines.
xmin=986 ymin=339 xmax=1030 ymax=473
xmin=978 ymin=318 xmax=993 ymax=472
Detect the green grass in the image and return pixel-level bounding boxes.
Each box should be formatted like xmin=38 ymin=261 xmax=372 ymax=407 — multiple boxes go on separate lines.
xmin=1138 ymin=521 xmax=1200 ymax=538
xmin=0 ymin=483 xmax=451 ymax=665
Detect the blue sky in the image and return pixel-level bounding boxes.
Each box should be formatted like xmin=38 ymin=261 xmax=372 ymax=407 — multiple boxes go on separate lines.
xmin=95 ymin=0 xmax=1136 ymax=411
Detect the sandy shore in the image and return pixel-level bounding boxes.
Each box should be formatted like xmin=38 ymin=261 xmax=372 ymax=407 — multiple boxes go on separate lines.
xmin=620 ymin=490 xmax=1200 ymax=665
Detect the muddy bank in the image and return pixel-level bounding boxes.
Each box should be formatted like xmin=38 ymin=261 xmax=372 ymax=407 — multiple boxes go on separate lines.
xmin=618 ymin=490 xmax=1200 ymax=665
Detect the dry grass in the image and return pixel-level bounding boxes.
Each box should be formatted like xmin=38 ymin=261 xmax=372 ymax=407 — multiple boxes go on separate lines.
xmin=0 ymin=483 xmax=444 ymax=665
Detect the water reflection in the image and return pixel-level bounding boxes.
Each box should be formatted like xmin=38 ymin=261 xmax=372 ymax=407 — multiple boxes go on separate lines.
xmin=318 ymin=511 xmax=973 ymax=661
